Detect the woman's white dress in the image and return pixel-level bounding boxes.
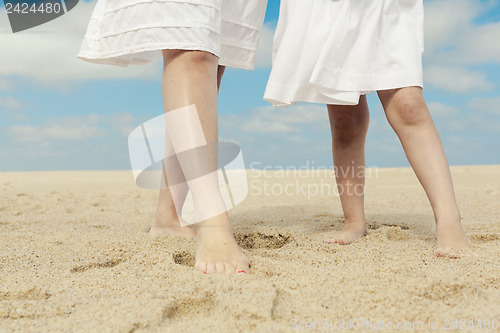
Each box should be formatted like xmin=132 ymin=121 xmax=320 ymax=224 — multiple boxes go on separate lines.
xmin=78 ymin=0 xmax=268 ymax=70
xmin=264 ymin=0 xmax=424 ymax=106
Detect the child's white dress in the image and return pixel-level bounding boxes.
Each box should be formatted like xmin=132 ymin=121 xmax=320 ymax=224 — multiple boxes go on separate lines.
xmin=78 ymin=0 xmax=268 ymax=70
xmin=264 ymin=0 xmax=424 ymax=106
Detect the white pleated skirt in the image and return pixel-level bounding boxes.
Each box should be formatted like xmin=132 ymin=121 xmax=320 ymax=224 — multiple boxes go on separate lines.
xmin=77 ymin=0 xmax=268 ymax=70
xmin=264 ymin=0 xmax=424 ymax=106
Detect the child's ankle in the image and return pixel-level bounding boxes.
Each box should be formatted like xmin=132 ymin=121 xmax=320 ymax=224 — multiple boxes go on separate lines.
xmin=344 ymin=217 xmax=366 ymax=225
xmin=435 ymin=211 xmax=462 ymax=226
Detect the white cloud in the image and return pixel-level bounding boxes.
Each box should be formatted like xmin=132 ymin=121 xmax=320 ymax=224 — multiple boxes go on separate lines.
xmin=424 ymin=99 xmax=500 ymax=137
xmin=423 ymin=0 xmax=481 ymax=54
xmin=108 ymin=112 xmax=138 ymax=136
xmin=0 ymin=0 xmax=274 ymax=86
xmin=0 ymin=112 xmax=137 ymax=171
xmin=424 ymin=0 xmax=500 ymax=65
xmin=424 ymin=65 xmax=494 ymax=93
xmin=218 ymin=104 xmax=335 ymax=168
xmin=467 ymin=117 xmax=500 ymax=134
xmin=0 ymin=78 xmax=12 ymax=91
xmin=221 ymin=104 xmax=327 ymax=135
xmin=427 ymin=102 xmax=466 ymax=132
xmin=467 ymin=96 xmax=500 ymax=115
xmin=427 ymin=102 xmax=456 ymax=119
xmin=7 ymin=119 xmax=107 ymax=142
xmin=456 ymin=22 xmax=500 ymax=65
xmin=0 ymin=1 xmax=161 ymax=84
xmin=5 ymin=112 xmax=137 ymax=142
xmin=422 ymin=0 xmax=500 ymax=93
xmin=0 ymin=96 xmax=22 ymax=110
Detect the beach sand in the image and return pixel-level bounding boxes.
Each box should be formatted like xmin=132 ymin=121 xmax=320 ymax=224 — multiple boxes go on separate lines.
xmin=0 ymin=165 xmax=499 ymax=332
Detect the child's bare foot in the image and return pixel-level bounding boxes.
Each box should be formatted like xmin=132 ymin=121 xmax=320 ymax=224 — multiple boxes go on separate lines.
xmin=323 ymin=219 xmax=366 ymax=245
xmin=149 ymin=209 xmax=196 ymax=239
xmin=434 ymin=216 xmax=477 ymax=258
xmin=195 ymin=213 xmax=249 ymax=274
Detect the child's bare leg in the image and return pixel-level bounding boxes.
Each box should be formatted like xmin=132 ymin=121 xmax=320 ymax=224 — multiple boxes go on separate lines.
xmin=152 ymin=65 xmax=226 ymax=240
xmin=323 ymin=97 xmax=370 ymax=244
xmin=378 ymin=87 xmax=476 ymax=258
xmin=160 ymin=49 xmax=248 ymax=273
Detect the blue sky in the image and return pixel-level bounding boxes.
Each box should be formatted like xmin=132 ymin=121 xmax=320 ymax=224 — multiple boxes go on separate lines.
xmin=0 ymin=0 xmax=499 ymax=171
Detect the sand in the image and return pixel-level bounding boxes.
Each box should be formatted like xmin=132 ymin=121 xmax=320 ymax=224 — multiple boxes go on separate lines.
xmin=0 ymin=165 xmax=499 ymax=332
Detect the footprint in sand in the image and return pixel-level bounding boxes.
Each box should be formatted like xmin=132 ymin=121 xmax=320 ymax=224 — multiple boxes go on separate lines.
xmin=172 ymin=251 xmax=195 ymax=267
xmin=368 ymin=222 xmax=381 ymax=230
xmin=469 ymin=234 xmax=500 ymax=243
xmin=368 ymin=222 xmax=410 ymax=231
xmin=162 ymin=292 xmax=215 ymax=320
xmin=418 ymin=282 xmax=479 ymax=305
xmin=70 ymin=258 xmax=124 ymax=273
xmin=91 ymin=225 xmax=110 ymax=229
xmin=171 ymin=232 xmax=292 ymax=267
xmin=383 ymin=223 xmax=410 ymax=230
xmin=386 ymin=227 xmax=411 ymax=241
xmin=312 ymin=213 xmax=339 ymax=220
xmin=0 ymin=287 xmax=51 ymax=301
xmin=234 ymin=232 xmax=292 ymax=250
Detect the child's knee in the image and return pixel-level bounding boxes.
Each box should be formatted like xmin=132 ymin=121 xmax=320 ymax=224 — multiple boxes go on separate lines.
xmin=332 ymin=111 xmax=369 ymax=139
xmin=332 ymin=119 xmax=368 ymax=143
xmin=391 ymin=99 xmax=430 ymax=126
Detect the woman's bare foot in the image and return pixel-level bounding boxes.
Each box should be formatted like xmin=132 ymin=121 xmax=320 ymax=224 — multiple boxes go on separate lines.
xmin=195 ymin=213 xmax=249 ymax=274
xmin=149 ymin=209 xmax=196 ymax=239
xmin=323 ymin=219 xmax=366 ymax=245
xmin=434 ymin=216 xmax=477 ymax=258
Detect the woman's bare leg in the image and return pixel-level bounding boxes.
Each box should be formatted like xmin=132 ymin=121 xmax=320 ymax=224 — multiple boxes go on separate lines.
xmin=151 ymin=65 xmax=226 ymax=239
xmin=159 ymin=49 xmax=248 ymax=273
xmin=151 ymin=177 xmax=195 ymax=239
xmin=378 ymin=87 xmax=476 ymax=258
xmin=324 ymin=96 xmax=370 ymax=244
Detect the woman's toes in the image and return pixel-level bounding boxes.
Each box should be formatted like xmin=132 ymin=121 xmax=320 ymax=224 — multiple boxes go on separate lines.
xmin=224 ymin=262 xmax=236 ymax=274
xmin=196 ymin=261 xmax=243 ymax=274
xmin=215 ymin=262 xmax=226 ymax=274
xmin=234 ymin=262 xmax=250 ymax=274
xmin=206 ymin=262 xmax=216 ymax=274
xmin=196 ymin=261 xmax=207 ymax=274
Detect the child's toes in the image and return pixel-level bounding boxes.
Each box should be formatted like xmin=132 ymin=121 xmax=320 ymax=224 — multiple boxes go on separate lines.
xmin=434 ymin=247 xmax=452 ymax=258
xmin=224 ymin=262 xmax=236 ymax=274
xmin=215 ymin=262 xmax=226 ymax=273
xmin=323 ymin=235 xmax=336 ymax=243
xmin=434 ymin=247 xmax=477 ymax=259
